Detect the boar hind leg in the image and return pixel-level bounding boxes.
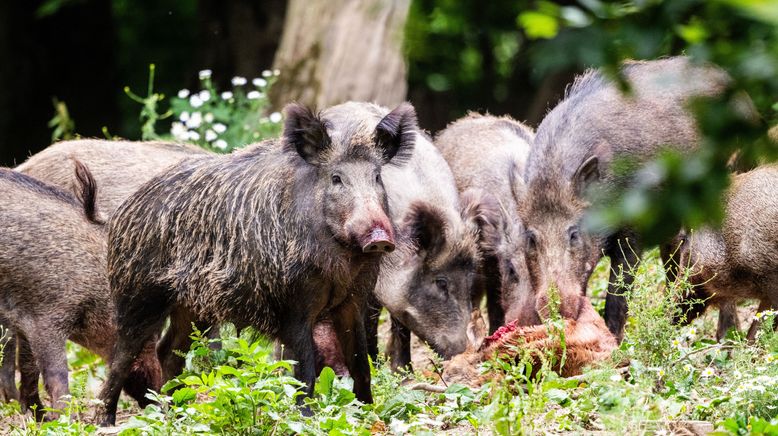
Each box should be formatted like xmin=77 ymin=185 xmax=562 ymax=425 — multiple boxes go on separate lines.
xmin=157 ymin=307 xmax=205 ymax=381
xmin=0 ymin=324 xmax=19 ymax=402
xmin=604 ymin=232 xmax=642 ymax=342
xmin=386 ymin=318 xmax=412 ymax=372
xmin=17 ymin=334 xmax=43 ymax=419
xmin=98 ymin=287 xmax=170 ymax=426
xmin=331 ymin=301 xmax=373 ymax=404
xmin=747 ymin=299 xmax=774 ymax=341
xmin=19 ymin=333 xmax=69 ymax=418
xmin=716 ymin=300 xmax=740 ymax=341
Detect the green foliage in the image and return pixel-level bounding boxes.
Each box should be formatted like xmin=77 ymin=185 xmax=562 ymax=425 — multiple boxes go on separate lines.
xmin=123 ymin=64 xmax=171 ymax=141
xmin=47 ymin=98 xmax=76 ymax=142
xmin=168 ymin=69 xmax=283 ymax=153
xmin=516 ymin=0 xmax=778 ymax=243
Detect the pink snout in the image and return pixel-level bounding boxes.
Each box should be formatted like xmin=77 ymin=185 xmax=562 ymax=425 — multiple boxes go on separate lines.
xmin=361 ymin=226 xmax=395 ymax=253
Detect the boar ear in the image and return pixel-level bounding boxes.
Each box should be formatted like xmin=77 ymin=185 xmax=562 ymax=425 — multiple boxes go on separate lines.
xmin=460 ymin=189 xmax=503 ymax=255
xmin=404 ymin=202 xmax=447 ymax=260
xmin=375 ymin=102 xmax=417 ymax=165
xmin=573 ymin=155 xmax=600 ymax=196
xmin=283 ymin=103 xmax=332 ymax=165
xmin=508 ymin=161 xmax=526 ymax=205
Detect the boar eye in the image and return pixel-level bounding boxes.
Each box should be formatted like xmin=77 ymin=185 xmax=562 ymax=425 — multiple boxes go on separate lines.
xmin=331 ymin=174 xmax=342 ymax=185
xmin=375 ymin=173 xmax=381 ymax=184
xmin=525 ymin=230 xmax=538 ymax=252
xmin=568 ymin=226 xmax=581 ymax=247
xmin=435 ymin=277 xmax=449 ymax=292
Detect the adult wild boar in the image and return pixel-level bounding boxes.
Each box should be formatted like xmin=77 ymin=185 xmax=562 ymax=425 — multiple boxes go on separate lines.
xmin=0 ymin=163 xmax=160 ymax=419
xmin=319 ymin=102 xmax=487 ymax=371
xmin=520 ymin=57 xmax=733 ymax=340
xmin=675 ymin=164 xmax=778 ymax=340
xmin=97 ymin=102 xmax=414 ymax=425
xmin=436 ymin=113 xmax=534 ymax=331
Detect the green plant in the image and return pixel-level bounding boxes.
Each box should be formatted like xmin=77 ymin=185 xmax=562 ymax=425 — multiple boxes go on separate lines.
xmin=168 ymin=69 xmax=283 ymax=152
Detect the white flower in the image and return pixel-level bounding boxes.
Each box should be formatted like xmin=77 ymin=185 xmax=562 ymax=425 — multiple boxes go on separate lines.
xmin=213 ymin=123 xmax=227 ymax=133
xmin=247 ymin=90 xmax=261 ymax=100
xmin=198 ymin=90 xmax=211 ymax=102
xmin=269 ymin=112 xmax=282 ymax=123
xmin=179 ymin=111 xmax=190 ymax=122
xmin=609 ymin=374 xmax=621 ymax=382
xmin=683 ymin=364 xmax=693 ymax=372
xmin=687 ymin=327 xmax=696 ymax=336
xmin=221 ymin=91 xmax=233 ymax=100
xmin=262 ymin=69 xmax=272 ymax=78
xmin=187 ymin=130 xmax=200 ymax=141
xmin=205 ymin=129 xmax=217 ymax=142
xmin=231 ymin=76 xmax=247 ymax=86
xmin=701 ymin=367 xmax=715 ymax=378
xmin=252 ymin=77 xmax=267 ymax=87
xmin=185 ymin=112 xmax=202 ymax=129
xmin=189 ymin=95 xmax=203 ymax=108
xmin=198 ymin=69 xmax=212 ymax=80
xmin=171 ymin=122 xmax=187 ymax=140
xmin=177 ymin=89 xmax=190 ymax=99
xmin=214 ymin=139 xmax=228 ymax=150
xmin=273 ymin=69 xmax=280 ymax=76
xmin=204 ymin=113 xmax=214 ymax=123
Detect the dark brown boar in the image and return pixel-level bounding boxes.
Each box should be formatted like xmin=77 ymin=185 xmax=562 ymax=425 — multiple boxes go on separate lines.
xmin=435 ymin=113 xmax=535 ymax=331
xmin=97 ymin=102 xmax=415 ymax=425
xmin=520 ymin=56 xmax=736 ymax=341
xmin=320 ymin=102 xmax=487 ymax=371
xmin=0 ymin=163 xmax=161 ymax=420
xmin=675 ymin=164 xmax=778 ymax=340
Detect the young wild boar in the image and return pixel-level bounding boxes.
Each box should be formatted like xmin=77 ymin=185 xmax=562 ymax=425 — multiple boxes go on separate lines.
xmin=315 ymin=102 xmax=487 ymax=371
xmin=435 ymin=113 xmax=535 ymax=332
xmin=0 ymin=163 xmax=160 ymax=419
xmin=97 ymin=102 xmax=415 ymax=425
xmin=675 ymin=164 xmax=778 ymax=339
xmin=520 ymin=56 xmax=734 ymax=340
xmin=0 ymin=140 xmax=208 ymax=403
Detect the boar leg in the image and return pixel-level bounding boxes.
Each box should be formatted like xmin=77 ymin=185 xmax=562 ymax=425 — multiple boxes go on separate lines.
xmin=386 ymin=318 xmax=412 ymax=371
xmin=482 ymin=255 xmax=504 ymax=333
xmin=122 ymin=337 xmax=162 ymax=408
xmin=364 ymin=296 xmax=382 ymax=361
xmin=279 ymin=319 xmax=317 ymax=404
xmin=747 ymin=299 xmax=773 ymax=341
xmin=17 ymin=334 xmax=44 ymax=420
xmin=98 ymin=287 xmax=170 ymax=426
xmin=0 ymin=322 xmax=19 ymax=402
xmin=331 ymin=300 xmax=373 ymax=404
xmin=157 ymin=307 xmax=204 ymax=381
xmin=604 ymin=231 xmax=642 ymax=341
xmin=716 ymin=300 xmax=740 ymax=341
xmin=21 ymin=333 xmax=69 ymax=417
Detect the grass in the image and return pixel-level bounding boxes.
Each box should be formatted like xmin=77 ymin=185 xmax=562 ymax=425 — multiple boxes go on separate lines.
xmin=2 ymin=250 xmax=777 ymax=435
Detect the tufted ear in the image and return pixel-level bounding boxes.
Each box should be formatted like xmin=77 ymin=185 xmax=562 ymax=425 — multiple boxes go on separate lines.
xmin=460 ymin=189 xmax=504 ymax=255
xmin=283 ymin=103 xmax=332 ymax=165
xmin=374 ymin=102 xmax=417 ymax=165
xmin=403 ymin=202 xmax=447 ymax=260
xmin=573 ymin=155 xmax=600 ymax=196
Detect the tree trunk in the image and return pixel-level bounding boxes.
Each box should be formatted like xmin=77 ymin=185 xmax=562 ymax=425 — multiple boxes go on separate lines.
xmin=271 ymin=0 xmax=410 ymax=109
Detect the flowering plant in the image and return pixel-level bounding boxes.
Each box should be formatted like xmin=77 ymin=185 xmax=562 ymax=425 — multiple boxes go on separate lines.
xmin=169 ymin=69 xmax=283 ymax=153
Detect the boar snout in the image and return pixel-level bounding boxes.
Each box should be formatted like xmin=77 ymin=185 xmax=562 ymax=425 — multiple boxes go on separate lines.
xmin=361 ymin=226 xmax=395 ymax=253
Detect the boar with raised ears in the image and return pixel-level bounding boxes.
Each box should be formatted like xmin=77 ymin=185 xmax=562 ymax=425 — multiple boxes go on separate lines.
xmin=520 ymin=56 xmax=737 ymax=340
xmin=97 ymin=102 xmax=415 ymax=426
xmin=320 ymin=102 xmax=487 ymax=370
xmin=0 ymin=163 xmax=161 ymax=420
xmin=16 ymin=139 xmax=211 ymax=215
xmin=435 ymin=113 xmax=535 ymax=332
xmin=674 ymin=164 xmax=778 ymax=340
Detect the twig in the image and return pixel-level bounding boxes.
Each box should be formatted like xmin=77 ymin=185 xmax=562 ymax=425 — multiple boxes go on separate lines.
xmin=566 ymin=365 xmax=630 ymax=382
xmin=671 ymin=342 xmax=734 ymax=365
xmin=409 ymin=383 xmax=448 ymax=393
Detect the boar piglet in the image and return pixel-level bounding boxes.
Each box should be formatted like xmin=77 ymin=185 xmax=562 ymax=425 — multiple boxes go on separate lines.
xmin=675 ymin=164 xmax=778 ymax=340
xmin=435 ymin=113 xmax=535 ymax=332
xmin=0 ymin=163 xmax=161 ymax=420
xmin=520 ymin=56 xmax=739 ymax=340
xmin=97 ymin=102 xmax=415 ymax=425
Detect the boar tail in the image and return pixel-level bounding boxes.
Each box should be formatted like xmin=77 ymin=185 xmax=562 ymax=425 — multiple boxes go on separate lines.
xmin=73 ymin=159 xmax=104 ymax=225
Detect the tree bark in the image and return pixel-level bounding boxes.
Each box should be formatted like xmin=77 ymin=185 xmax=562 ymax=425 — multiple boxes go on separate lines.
xmin=271 ymin=0 xmax=410 ymax=109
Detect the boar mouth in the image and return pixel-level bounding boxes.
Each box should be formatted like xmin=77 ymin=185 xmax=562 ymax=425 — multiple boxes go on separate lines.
xmin=360 ymin=227 xmax=396 ymax=253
